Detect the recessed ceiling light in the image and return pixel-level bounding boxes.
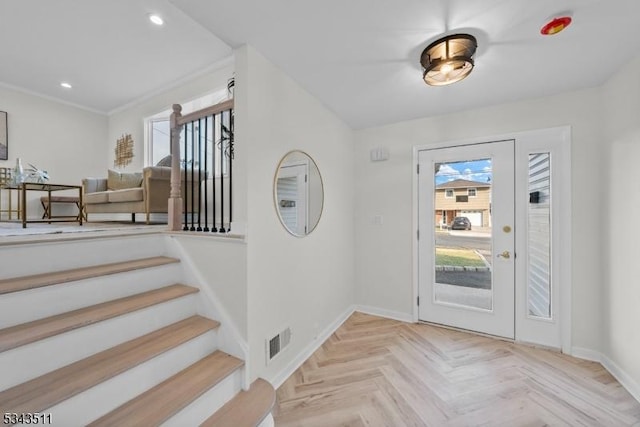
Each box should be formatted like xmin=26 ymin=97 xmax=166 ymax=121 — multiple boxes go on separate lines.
xmin=149 ymin=14 xmax=164 ymax=26
xmin=60 ymin=82 xmax=72 ymax=89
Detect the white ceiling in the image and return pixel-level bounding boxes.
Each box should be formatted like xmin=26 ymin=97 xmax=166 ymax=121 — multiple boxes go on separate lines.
xmin=0 ymin=0 xmax=231 ymax=113
xmin=2 ymin=0 xmax=640 ymax=128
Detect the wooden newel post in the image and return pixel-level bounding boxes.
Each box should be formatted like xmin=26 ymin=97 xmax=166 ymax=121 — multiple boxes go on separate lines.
xmin=168 ymin=104 xmax=183 ymax=231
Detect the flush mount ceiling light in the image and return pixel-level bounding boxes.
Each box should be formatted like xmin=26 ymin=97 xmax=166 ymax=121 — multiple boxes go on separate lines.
xmin=420 ymin=34 xmax=477 ymax=86
xmin=60 ymin=82 xmax=72 ymax=89
xmin=149 ymin=14 xmax=164 ymax=26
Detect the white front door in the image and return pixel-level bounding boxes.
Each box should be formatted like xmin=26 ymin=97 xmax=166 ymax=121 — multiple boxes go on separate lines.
xmin=418 ymin=140 xmax=515 ymax=339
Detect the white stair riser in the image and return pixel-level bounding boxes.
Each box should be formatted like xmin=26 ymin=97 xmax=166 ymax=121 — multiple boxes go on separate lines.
xmin=162 ymin=369 xmax=243 ymax=427
xmin=0 ymin=264 xmax=183 ymax=328
xmin=0 ymin=295 xmax=200 ymax=390
xmin=21 ymin=332 xmax=219 ymax=427
xmin=0 ymin=234 xmax=168 ymax=279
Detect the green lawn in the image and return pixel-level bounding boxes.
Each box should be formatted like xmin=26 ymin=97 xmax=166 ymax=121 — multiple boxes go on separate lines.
xmin=435 ymin=247 xmax=486 ymax=267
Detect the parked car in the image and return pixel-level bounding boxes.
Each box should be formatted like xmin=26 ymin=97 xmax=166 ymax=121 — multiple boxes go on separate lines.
xmin=450 ymin=216 xmax=472 ymax=230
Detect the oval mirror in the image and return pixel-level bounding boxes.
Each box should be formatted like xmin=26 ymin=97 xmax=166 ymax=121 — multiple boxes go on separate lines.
xmin=274 ymin=151 xmax=324 ymax=236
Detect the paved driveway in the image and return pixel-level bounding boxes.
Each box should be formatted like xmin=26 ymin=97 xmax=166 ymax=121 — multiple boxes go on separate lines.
xmin=436 ymin=270 xmax=491 ymax=289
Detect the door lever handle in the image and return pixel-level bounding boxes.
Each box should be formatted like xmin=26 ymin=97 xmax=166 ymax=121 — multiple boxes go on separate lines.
xmin=497 ymin=251 xmax=511 ymax=259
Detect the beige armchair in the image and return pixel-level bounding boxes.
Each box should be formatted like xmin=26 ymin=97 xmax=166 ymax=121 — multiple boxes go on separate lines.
xmin=82 ymin=166 xmax=203 ymax=224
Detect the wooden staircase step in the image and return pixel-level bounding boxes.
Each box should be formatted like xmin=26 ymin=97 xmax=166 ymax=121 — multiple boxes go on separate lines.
xmin=0 ymin=315 xmax=219 ymax=414
xmin=200 ymin=378 xmax=275 ymax=427
xmin=88 ymin=351 xmax=244 ymax=427
xmin=0 ymin=284 xmax=198 ymax=353
xmin=0 ymin=256 xmax=180 ymax=295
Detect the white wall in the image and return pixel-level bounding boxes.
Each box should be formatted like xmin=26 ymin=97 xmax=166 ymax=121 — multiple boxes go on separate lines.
xmin=0 ymin=86 xmax=107 ymax=218
xmin=235 ymin=45 xmax=356 ymax=382
xmin=107 ymin=60 xmax=234 ymax=173
xmin=354 ymin=87 xmax=605 ymax=353
xmin=165 ymin=234 xmax=248 ymax=369
xmin=602 ymin=55 xmax=640 ymax=391
xmin=168 ymin=235 xmax=248 ymax=339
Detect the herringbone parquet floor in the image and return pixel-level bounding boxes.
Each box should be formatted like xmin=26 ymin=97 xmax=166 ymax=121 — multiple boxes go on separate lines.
xmin=274 ymin=312 xmax=640 ymax=426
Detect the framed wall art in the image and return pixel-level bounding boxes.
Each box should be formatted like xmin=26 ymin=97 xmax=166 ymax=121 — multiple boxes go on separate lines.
xmin=0 ymin=111 xmax=7 ymax=160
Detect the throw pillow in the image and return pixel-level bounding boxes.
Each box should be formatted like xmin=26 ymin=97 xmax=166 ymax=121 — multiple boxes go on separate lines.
xmin=156 ymin=155 xmax=172 ymax=167
xmin=107 ymin=169 xmax=143 ymax=190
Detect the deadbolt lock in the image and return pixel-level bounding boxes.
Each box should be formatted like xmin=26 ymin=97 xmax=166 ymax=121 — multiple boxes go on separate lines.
xmin=497 ymin=250 xmax=511 ymax=259
xmin=503 ymin=225 xmax=512 ymax=233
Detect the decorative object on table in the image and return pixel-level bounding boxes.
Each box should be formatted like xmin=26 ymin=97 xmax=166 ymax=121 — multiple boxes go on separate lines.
xmin=0 ymin=111 xmax=7 ymax=160
xmin=114 ymin=133 xmax=134 ymax=168
xmin=13 ymin=157 xmax=24 ymax=185
xmin=24 ymin=163 xmax=50 ymax=183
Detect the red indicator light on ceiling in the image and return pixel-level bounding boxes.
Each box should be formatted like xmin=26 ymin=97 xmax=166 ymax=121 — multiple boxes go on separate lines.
xmin=541 ymin=16 xmax=572 ymax=35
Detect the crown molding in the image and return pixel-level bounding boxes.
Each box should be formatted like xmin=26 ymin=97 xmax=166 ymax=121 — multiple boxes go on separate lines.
xmin=107 ymin=55 xmax=234 ymax=116
xmin=0 ymin=82 xmax=107 ymax=115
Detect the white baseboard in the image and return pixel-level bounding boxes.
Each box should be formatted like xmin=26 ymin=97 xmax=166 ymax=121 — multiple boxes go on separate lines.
xmin=355 ymin=305 xmax=414 ymax=323
xmin=601 ymin=354 xmax=640 ymax=403
xmin=571 ymin=347 xmax=640 ymax=403
xmin=267 ymin=305 xmax=414 ymax=388
xmin=570 ymin=346 xmax=602 ymax=362
xmin=268 ymin=305 xmax=356 ymax=389
xmin=266 ymin=305 xmax=640 ymax=406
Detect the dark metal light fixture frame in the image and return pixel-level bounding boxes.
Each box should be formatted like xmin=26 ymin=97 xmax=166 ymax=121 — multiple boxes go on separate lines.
xmin=420 ymin=34 xmax=478 ymax=86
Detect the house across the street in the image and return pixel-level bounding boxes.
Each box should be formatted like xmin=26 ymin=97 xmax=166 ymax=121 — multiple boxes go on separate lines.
xmin=434 ymin=179 xmax=491 ymax=227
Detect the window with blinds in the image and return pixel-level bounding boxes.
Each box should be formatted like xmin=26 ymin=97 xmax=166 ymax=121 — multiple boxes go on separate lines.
xmin=527 ymin=152 xmax=552 ymax=319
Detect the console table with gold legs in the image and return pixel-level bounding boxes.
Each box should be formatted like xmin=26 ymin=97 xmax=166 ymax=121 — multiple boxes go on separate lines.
xmin=0 ymin=167 xmax=21 ymax=220
xmin=0 ymin=182 xmax=83 ymax=228
xmin=0 ymin=186 xmax=21 ymax=220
